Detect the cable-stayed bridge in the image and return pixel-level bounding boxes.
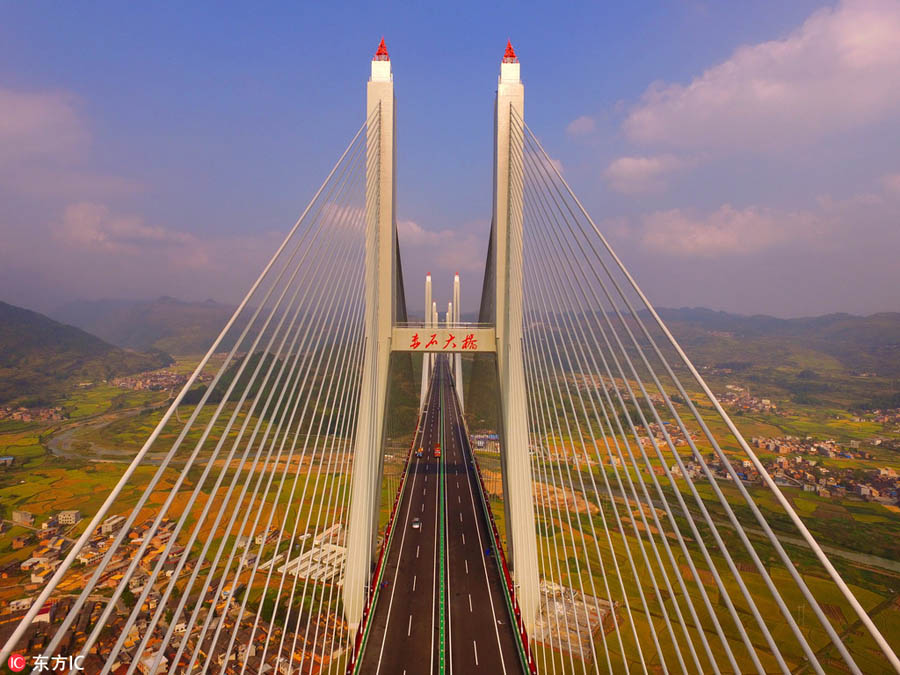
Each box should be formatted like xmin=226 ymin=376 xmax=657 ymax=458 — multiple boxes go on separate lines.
xmin=4 ymin=40 xmax=898 ymax=674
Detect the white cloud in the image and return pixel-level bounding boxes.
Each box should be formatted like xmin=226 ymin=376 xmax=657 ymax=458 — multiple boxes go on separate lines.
xmin=623 ymin=0 xmax=900 ymax=151
xmin=53 ymin=202 xmax=289 ymax=275
xmin=0 ymin=85 xmax=141 ymax=200
xmin=397 ymin=219 xmax=484 ymax=273
xmin=58 ymin=202 xmax=196 ymax=254
xmin=635 ymin=171 xmax=900 ymax=258
xmin=626 ymin=177 xmax=900 ymax=315
xmin=604 ymin=154 xmax=693 ymax=194
xmin=547 ymin=157 xmax=564 ymax=176
xmin=0 ymin=200 xmax=292 ymax=309
xmin=639 ymin=204 xmax=818 ymax=256
xmin=881 ymin=172 xmax=900 ymax=196
xmin=602 ymin=216 xmax=631 ymax=241
xmin=395 ymin=219 xmax=489 ymax=314
xmin=566 ymin=115 xmax=596 ymax=136
xmin=397 ymin=219 xmax=444 ymax=247
xmin=0 ymin=87 xmax=86 ymax=164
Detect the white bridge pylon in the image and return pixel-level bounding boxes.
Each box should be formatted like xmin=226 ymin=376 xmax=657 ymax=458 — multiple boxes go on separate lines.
xmin=479 ymin=41 xmax=541 ymax=632
xmin=417 ymin=272 xmax=465 ymax=413
xmin=343 ymin=40 xmax=540 ymax=636
xmin=418 ymin=272 xmax=432 ymax=412
xmin=343 ymin=39 xmax=403 ymax=633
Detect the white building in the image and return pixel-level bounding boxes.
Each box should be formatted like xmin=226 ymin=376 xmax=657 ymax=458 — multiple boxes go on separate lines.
xmin=77 ymin=548 xmax=104 ymax=566
xmin=136 ymin=652 xmax=168 ymax=674
xmin=101 ymin=514 xmax=126 ymax=535
xmin=9 ymin=598 xmax=32 ymax=612
xmin=58 ymin=510 xmax=81 ymax=526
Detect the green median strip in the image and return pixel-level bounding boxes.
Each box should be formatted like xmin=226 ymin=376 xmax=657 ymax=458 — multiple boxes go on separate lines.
xmin=438 ymin=376 xmax=447 ymax=675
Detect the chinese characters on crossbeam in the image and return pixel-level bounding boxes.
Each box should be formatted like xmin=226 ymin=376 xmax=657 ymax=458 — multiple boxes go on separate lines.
xmin=409 ymin=332 xmax=479 ymax=351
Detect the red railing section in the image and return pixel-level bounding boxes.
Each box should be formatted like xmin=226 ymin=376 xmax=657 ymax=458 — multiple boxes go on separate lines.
xmin=345 ymin=411 xmax=421 ymax=674
xmin=346 ymin=395 xmax=538 ymax=675
xmin=461 ymin=418 xmax=538 ymax=674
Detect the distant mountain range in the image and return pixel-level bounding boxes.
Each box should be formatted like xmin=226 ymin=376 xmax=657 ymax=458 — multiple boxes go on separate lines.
xmin=2 ymin=296 xmax=898 ymax=411
xmin=0 ymin=301 xmax=172 ymax=405
xmin=655 ymin=307 xmax=900 ymax=377
xmin=51 ymin=296 xmax=244 ymax=355
xmin=48 ymin=298 xmax=900 ymax=378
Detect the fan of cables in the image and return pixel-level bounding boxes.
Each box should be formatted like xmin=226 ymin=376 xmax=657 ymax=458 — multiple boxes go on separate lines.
xmin=2 ymin=109 xmax=381 ymax=675
xmin=508 ymin=107 xmax=899 ymax=675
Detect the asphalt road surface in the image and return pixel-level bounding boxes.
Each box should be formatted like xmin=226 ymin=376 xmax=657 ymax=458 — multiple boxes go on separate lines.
xmin=358 ymin=356 xmax=524 ymax=675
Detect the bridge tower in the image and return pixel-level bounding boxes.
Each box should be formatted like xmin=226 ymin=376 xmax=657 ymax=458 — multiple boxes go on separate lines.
xmin=344 ymin=38 xmax=404 ymax=633
xmin=453 ymin=273 xmax=464 ymax=410
xmin=479 ymin=41 xmax=540 ymax=632
xmin=419 ymin=273 xmax=433 ymax=412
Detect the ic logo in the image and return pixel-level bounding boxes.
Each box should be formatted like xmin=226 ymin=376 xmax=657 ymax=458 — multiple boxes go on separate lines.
xmin=7 ymin=653 xmax=26 ymax=672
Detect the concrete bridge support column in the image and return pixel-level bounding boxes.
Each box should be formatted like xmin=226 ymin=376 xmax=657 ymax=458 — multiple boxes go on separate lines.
xmin=344 ymin=42 xmax=399 ymax=633
xmin=420 ymin=274 xmax=432 ymax=412
xmin=490 ymin=45 xmax=540 ymax=633
xmin=453 ymin=274 xmax=464 ymax=411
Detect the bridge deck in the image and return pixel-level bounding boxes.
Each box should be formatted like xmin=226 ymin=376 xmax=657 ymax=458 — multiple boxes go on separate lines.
xmin=357 ymin=356 xmax=523 ymax=674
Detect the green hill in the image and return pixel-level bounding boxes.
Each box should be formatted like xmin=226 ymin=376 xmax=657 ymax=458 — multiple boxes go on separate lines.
xmin=44 ymin=296 xmax=900 ymax=408
xmin=657 ymin=308 xmax=900 ymax=376
xmin=0 ymin=301 xmax=172 ymax=405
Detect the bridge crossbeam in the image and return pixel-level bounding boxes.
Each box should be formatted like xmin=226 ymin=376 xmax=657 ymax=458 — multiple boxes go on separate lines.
xmin=391 ymin=325 xmax=496 ymax=353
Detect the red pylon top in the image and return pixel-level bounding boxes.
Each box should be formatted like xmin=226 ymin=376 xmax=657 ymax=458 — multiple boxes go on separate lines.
xmin=503 ymin=39 xmax=518 ymax=63
xmin=374 ymin=37 xmax=389 ymax=61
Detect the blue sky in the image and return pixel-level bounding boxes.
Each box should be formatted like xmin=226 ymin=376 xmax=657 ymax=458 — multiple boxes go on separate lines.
xmin=2 ymin=1 xmax=899 ymax=317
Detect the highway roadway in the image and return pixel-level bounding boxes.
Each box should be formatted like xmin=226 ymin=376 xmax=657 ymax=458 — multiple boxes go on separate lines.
xmin=357 ymin=356 xmax=524 ymax=675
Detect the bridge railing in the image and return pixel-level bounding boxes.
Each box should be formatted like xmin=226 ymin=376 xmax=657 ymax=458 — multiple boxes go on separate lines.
xmin=345 ymin=409 xmax=421 ymax=674
xmin=457 ymin=393 xmax=538 ymax=674
xmin=393 ymin=321 xmax=495 ymax=329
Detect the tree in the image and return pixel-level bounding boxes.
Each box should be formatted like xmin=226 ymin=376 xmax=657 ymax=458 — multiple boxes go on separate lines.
xmin=121 ymin=587 xmax=136 ymax=609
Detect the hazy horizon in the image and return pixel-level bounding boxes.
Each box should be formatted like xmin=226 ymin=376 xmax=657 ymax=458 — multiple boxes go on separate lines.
xmin=2 ymin=1 xmax=900 ymax=318
xmin=19 ymin=293 xmax=899 ymax=324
